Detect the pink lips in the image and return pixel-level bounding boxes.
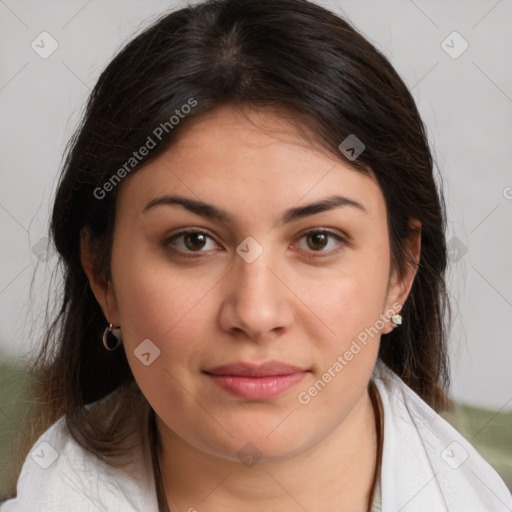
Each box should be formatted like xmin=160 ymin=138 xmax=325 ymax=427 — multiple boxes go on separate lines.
xmin=203 ymin=361 xmax=308 ymax=400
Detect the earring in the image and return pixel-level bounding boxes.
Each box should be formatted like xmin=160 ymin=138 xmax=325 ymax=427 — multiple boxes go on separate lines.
xmin=391 ymin=314 xmax=402 ymax=327
xmin=102 ymin=323 xmax=122 ymax=351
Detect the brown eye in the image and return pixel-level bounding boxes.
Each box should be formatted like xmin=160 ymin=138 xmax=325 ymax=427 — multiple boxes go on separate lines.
xmin=307 ymin=232 xmax=328 ymax=251
xmin=164 ymin=230 xmax=218 ymax=255
xmin=294 ymin=229 xmax=345 ymax=255
xmin=184 ymin=232 xmax=208 ymax=251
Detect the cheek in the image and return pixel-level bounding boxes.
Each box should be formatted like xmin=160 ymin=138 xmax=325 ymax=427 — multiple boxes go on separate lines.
xmin=291 ymin=268 xmax=388 ymax=424
xmin=111 ymin=255 xmax=218 ymax=424
xmin=296 ymin=249 xmax=390 ymax=352
xmin=110 ymin=242 xmax=220 ymax=370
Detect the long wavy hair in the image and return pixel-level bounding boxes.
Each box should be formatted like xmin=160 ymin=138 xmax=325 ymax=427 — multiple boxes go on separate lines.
xmin=5 ymin=0 xmax=451 ymax=498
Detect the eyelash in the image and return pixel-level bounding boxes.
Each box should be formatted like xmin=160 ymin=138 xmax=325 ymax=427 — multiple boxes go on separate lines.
xmin=162 ymin=228 xmax=346 ymax=259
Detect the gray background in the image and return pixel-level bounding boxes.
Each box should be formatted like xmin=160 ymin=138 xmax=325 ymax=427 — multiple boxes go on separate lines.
xmin=1 ymin=0 xmax=511 ymax=410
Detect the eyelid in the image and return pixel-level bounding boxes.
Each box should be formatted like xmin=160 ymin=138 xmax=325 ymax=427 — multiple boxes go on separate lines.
xmin=291 ymin=228 xmax=347 ymax=255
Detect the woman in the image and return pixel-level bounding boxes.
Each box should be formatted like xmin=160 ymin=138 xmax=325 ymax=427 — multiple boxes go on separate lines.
xmin=2 ymin=0 xmax=511 ymax=511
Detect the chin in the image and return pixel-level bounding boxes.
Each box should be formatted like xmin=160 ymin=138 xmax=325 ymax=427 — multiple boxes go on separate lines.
xmin=197 ymin=422 xmax=315 ymax=465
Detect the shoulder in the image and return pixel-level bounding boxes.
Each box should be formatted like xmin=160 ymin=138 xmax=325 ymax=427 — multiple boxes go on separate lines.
xmin=373 ymin=360 xmax=512 ymax=512
xmin=1 ymin=388 xmax=158 ymax=512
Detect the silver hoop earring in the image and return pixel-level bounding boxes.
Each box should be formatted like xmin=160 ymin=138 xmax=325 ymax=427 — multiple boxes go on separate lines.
xmin=102 ymin=323 xmax=122 ymax=351
xmin=391 ymin=314 xmax=402 ymax=327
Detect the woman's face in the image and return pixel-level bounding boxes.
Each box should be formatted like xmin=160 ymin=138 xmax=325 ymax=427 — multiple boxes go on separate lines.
xmin=85 ymin=106 xmax=415 ymax=462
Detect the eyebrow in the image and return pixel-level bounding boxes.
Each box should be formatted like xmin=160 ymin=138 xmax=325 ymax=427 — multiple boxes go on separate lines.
xmin=142 ymin=194 xmax=367 ymax=224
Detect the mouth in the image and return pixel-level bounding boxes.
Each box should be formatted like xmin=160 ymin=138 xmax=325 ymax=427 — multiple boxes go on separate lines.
xmin=203 ymin=361 xmax=309 ymax=400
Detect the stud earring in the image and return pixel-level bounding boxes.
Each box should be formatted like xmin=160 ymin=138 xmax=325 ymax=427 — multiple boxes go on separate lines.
xmin=102 ymin=323 xmax=122 ymax=351
xmin=391 ymin=314 xmax=402 ymax=327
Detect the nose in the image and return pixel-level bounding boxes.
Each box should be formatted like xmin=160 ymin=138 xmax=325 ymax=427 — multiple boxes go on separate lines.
xmin=217 ymin=253 xmax=295 ymax=343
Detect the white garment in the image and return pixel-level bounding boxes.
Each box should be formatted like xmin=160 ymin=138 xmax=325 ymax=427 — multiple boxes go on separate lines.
xmin=1 ymin=386 xmax=159 ymax=512
xmin=2 ymin=362 xmax=511 ymax=511
xmin=373 ymin=362 xmax=512 ymax=511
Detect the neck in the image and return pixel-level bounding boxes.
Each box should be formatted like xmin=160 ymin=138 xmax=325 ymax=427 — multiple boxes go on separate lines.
xmin=152 ymin=384 xmax=381 ymax=512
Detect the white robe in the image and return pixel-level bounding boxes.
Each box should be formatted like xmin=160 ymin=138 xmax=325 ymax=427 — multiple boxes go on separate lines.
xmin=2 ymin=361 xmax=511 ymax=511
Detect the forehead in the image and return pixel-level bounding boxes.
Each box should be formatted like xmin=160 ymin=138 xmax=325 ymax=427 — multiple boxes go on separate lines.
xmin=116 ymin=106 xmax=386 ymax=226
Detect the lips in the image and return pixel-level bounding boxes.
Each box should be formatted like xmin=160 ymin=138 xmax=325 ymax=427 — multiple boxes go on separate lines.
xmin=203 ymin=361 xmax=309 ymax=399
xmin=204 ymin=361 xmax=307 ymax=377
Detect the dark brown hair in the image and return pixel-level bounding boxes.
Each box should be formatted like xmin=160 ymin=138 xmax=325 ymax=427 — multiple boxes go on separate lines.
xmin=6 ymin=0 xmax=451 ymax=499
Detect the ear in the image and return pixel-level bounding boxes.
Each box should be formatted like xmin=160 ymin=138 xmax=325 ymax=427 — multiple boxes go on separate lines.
xmin=80 ymin=227 xmax=120 ymax=326
xmin=381 ymin=218 xmax=421 ymax=334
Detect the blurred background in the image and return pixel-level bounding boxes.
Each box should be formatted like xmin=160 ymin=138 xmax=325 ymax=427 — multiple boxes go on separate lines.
xmin=1 ymin=0 xmax=511 ymax=497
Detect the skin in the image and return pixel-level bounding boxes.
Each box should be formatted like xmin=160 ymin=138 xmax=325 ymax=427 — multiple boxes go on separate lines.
xmin=82 ymin=106 xmax=420 ymax=512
